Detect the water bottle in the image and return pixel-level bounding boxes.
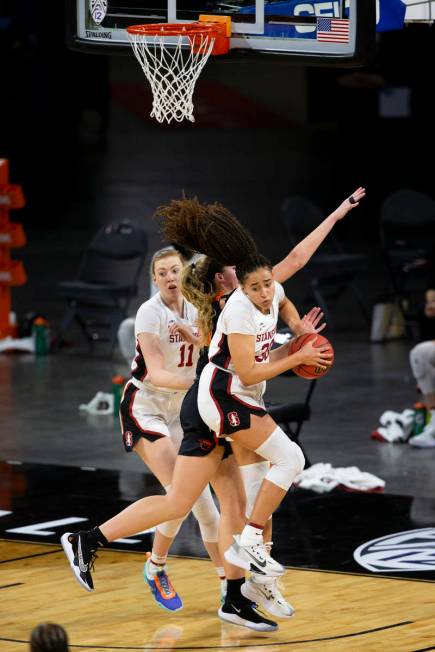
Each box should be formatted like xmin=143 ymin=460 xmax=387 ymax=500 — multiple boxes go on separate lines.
xmin=413 ymin=402 xmax=426 ymax=436
xmin=33 ymin=317 xmax=49 ymax=356
xmin=112 ymin=375 xmax=126 ymax=417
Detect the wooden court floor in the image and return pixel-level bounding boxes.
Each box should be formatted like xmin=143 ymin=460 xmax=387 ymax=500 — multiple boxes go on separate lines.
xmin=1 ymin=540 xmax=435 ymax=651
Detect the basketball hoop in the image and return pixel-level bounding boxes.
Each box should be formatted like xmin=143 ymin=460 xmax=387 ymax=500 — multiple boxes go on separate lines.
xmin=127 ymin=19 xmax=230 ymax=124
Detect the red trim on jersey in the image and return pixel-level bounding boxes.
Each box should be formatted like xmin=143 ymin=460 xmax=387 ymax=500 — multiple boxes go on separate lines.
xmin=210 ymin=333 xmax=231 ymax=369
xmin=209 ymin=367 xmax=225 ymax=436
xmin=119 ymin=380 xmax=131 ymax=435
xmin=132 ymin=338 xmax=148 ymax=382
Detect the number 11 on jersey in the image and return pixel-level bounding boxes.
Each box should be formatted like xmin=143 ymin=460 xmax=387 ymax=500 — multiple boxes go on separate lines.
xmin=178 ymin=343 xmax=194 ymax=367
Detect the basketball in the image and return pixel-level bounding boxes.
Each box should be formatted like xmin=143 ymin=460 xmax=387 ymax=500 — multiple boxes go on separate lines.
xmin=289 ymin=333 xmax=334 ymax=379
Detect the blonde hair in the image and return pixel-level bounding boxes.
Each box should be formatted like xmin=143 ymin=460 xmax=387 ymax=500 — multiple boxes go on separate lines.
xmin=150 ymin=246 xmax=184 ymax=278
xmin=181 ymin=256 xmax=223 ymax=345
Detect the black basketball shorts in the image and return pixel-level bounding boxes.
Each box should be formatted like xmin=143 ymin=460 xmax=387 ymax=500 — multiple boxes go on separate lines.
xmin=178 ymin=380 xmax=232 ymax=458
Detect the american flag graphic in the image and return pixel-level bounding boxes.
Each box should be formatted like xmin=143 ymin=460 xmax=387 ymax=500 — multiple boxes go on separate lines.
xmin=316 ymin=18 xmax=350 ymax=43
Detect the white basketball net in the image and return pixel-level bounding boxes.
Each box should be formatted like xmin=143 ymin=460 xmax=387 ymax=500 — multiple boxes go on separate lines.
xmin=128 ymin=31 xmax=215 ymax=124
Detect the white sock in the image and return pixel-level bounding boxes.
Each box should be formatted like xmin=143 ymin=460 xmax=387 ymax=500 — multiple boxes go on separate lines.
xmin=215 ymin=566 xmax=226 ymax=580
xmin=239 ymin=524 xmax=264 ymax=547
xmin=147 ymin=552 xmax=167 ymax=577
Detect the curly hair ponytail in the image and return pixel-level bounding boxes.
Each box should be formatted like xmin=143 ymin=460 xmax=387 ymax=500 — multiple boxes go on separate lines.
xmin=155 ymin=197 xmax=257 ymax=266
xmin=156 ymin=197 xmax=273 ymax=341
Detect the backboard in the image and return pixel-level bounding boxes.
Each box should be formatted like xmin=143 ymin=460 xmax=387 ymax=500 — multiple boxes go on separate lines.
xmin=67 ymin=0 xmax=375 ymax=65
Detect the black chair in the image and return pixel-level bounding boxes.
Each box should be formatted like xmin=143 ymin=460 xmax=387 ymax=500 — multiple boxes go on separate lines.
xmin=266 ymin=377 xmax=317 ymax=468
xmin=379 ymin=189 xmax=435 ymax=325
xmin=279 ymin=196 xmax=369 ymax=327
xmin=58 ymin=220 xmax=148 ymax=350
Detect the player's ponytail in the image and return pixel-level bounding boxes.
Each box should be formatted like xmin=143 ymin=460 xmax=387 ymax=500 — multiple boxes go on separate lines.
xmin=155 ymin=196 xmax=257 ymax=265
xmin=181 ymin=256 xmax=223 ymax=345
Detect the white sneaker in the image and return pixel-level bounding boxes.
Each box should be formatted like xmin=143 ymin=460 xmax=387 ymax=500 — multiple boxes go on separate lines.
xmin=224 ymin=535 xmax=285 ymax=577
xmin=409 ymin=422 xmax=435 ymax=448
xmin=242 ymin=576 xmax=294 ymax=619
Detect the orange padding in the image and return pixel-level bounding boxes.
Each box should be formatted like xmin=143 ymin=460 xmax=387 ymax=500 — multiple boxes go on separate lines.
xmin=0 ymin=260 xmax=27 ymax=286
xmin=0 ymin=223 xmax=26 ymax=248
xmin=0 ymin=184 xmax=26 ymax=211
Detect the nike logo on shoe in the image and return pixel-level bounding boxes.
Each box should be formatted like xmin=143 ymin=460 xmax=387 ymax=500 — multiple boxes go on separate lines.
xmin=77 ymin=538 xmax=88 ymax=573
xmin=245 ymin=550 xmax=266 ymax=567
xmin=232 ymin=605 xmax=241 ymax=613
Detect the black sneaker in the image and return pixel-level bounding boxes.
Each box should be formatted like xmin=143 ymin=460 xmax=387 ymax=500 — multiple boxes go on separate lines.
xmin=61 ymin=531 xmax=98 ymax=592
xmin=218 ymin=599 xmax=278 ymax=632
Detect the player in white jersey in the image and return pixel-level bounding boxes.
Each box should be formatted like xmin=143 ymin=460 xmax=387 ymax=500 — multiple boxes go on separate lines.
xmin=64 ymin=246 xmax=225 ymax=612
xmin=196 ymin=252 xmax=332 ymax=575
xmin=203 ymin=281 xmax=286 ymax=420
xmin=122 ymin=282 xmax=199 ymax=454
xmin=60 ymin=190 xmax=364 ymax=631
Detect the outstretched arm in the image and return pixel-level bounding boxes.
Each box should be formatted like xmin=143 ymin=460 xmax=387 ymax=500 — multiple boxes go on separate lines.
xmin=273 ymin=187 xmax=366 ymax=284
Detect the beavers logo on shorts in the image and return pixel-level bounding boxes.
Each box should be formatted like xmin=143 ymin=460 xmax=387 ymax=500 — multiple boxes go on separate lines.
xmin=199 ymin=438 xmax=213 ymax=452
xmin=227 ymin=411 xmax=240 ymax=427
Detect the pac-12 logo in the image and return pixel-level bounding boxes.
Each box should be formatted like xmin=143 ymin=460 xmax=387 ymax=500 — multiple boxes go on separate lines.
xmin=354 ymin=527 xmax=435 ymax=572
xmin=227 ymin=412 xmax=240 ymax=427
xmin=89 ymin=0 xmax=107 ymax=25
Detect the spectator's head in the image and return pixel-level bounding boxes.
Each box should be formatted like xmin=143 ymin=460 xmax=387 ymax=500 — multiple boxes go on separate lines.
xmin=30 ymin=623 xmax=69 ymax=652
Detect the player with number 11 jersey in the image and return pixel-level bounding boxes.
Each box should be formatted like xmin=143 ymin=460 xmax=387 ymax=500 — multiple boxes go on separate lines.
xmin=121 ymin=276 xmax=199 ymax=451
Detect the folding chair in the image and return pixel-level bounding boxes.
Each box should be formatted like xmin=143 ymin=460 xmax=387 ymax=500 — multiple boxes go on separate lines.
xmin=58 ymin=220 xmax=148 ymax=350
xmin=280 ymin=196 xmax=369 ymax=328
xmin=379 ymin=189 xmax=435 ymax=328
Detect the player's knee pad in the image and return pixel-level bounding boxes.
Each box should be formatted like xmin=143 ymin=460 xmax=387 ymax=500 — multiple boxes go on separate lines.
xmin=239 ymin=461 xmax=270 ymax=519
xmin=254 ymin=427 xmax=305 ymax=491
xmin=156 ymin=517 xmax=185 ymax=538
xmin=191 ymin=485 xmax=220 ymax=543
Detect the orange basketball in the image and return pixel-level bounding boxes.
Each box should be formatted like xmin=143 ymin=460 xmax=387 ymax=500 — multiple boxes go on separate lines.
xmin=289 ymin=333 xmax=334 ymax=379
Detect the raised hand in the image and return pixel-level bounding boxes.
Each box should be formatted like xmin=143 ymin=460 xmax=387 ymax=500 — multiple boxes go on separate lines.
xmin=299 ymin=307 xmax=326 ymax=335
xmin=334 ymin=186 xmax=366 ymax=221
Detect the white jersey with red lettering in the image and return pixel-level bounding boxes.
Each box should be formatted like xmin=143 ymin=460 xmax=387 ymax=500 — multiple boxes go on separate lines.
xmin=206 ymin=281 xmax=285 ymax=402
xmin=131 ymin=292 xmax=199 ymax=394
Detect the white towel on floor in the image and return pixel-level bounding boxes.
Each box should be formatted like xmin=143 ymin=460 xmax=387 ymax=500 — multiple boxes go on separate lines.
xmin=294 ymin=463 xmax=385 ymax=493
xmin=371 ymin=409 xmax=414 ymax=443
xmin=79 ymin=391 xmax=114 ymax=415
